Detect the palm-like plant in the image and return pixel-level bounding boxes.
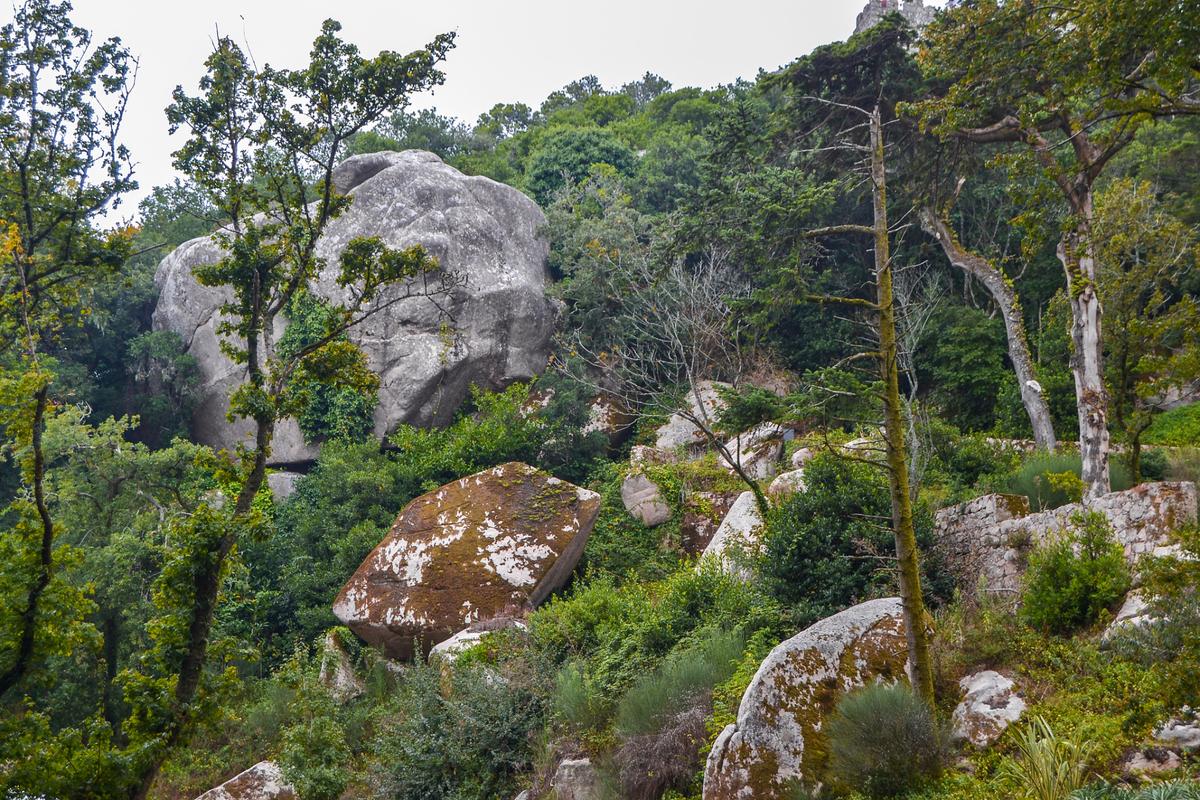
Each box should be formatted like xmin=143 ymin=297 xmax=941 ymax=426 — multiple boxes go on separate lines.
xmin=1001 ymin=716 xmax=1094 ymax=800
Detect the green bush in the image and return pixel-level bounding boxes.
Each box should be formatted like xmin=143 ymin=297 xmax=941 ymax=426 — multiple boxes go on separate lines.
xmin=1071 ymin=781 xmax=1200 ymax=799
xmin=1166 ymin=447 xmax=1200 ymax=484
xmin=1000 ymin=716 xmax=1093 ymax=800
xmin=996 ymin=452 xmax=1132 ymax=511
xmin=826 ymin=683 xmax=949 ymax=798
xmin=1144 ymin=402 xmax=1200 ymax=446
xmin=1020 ymin=511 xmax=1131 ymax=635
xmin=762 ymin=453 xmax=949 ymax=626
xmin=369 ymin=659 xmax=544 ymax=800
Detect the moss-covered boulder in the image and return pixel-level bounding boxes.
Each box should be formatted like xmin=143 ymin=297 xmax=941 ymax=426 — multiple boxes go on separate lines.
xmin=333 ymin=462 xmax=601 ymax=660
xmin=194 ymin=761 xmax=295 ymax=800
xmin=702 ymin=598 xmax=909 ymax=799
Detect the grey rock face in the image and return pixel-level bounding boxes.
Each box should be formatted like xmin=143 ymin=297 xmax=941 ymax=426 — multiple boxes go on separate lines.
xmin=552 ymin=758 xmax=601 ymax=800
xmin=153 ymin=150 xmax=555 ymax=464
xmin=952 ymin=670 xmax=1025 ymax=747
xmin=621 ymin=471 xmax=672 ymax=527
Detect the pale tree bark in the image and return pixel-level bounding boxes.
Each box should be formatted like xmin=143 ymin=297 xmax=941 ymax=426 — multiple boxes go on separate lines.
xmin=1059 ymin=218 xmax=1111 ymax=501
xmin=918 ymin=208 xmax=1058 ymax=451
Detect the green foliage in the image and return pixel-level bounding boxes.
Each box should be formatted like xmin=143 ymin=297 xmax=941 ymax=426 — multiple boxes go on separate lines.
xmin=277 ymin=292 xmax=378 ymax=443
xmin=275 ymin=650 xmax=351 ymax=800
xmin=368 ymin=659 xmax=544 ymax=800
xmin=126 ymin=330 xmax=202 ymax=446
xmin=999 ymin=717 xmax=1093 ymax=800
xmin=919 ymin=306 xmax=1014 ymax=433
xmin=1071 ymin=781 xmax=1200 ymax=800
xmin=1020 ymin=512 xmax=1131 ymax=635
xmin=762 ymin=453 xmax=947 ymax=625
xmin=992 ymin=452 xmax=1132 ymax=512
xmin=525 ymin=127 xmax=636 ymax=204
xmin=530 ymin=564 xmax=781 ymax=735
xmin=826 ymin=683 xmax=950 ymax=798
xmin=1144 ymin=403 xmax=1200 ymax=446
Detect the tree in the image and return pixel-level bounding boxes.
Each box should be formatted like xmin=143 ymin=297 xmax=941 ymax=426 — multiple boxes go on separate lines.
xmin=525 ymin=126 xmax=636 ymax=204
xmin=124 ymin=22 xmax=458 ymax=796
xmin=910 ymin=0 xmax=1200 ymax=499
xmin=1095 ymin=179 xmax=1200 ymax=482
xmin=0 ymin=0 xmax=135 ymax=699
xmin=918 ymin=206 xmax=1058 ymax=449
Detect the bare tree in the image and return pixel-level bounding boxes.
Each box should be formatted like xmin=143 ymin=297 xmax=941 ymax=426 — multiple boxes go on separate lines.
xmin=565 ymin=242 xmax=772 ymax=513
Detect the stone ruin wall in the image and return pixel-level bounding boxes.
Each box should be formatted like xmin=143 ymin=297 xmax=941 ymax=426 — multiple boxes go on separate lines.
xmin=933 ymin=481 xmax=1199 ymax=594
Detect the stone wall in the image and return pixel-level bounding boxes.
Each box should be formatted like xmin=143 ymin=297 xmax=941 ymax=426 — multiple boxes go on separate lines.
xmin=933 ymin=482 xmax=1198 ymax=594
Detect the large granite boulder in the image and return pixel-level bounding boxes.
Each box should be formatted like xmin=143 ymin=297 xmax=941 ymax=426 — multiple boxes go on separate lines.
xmin=194 ymin=761 xmax=294 ymax=800
xmin=333 ymin=462 xmax=600 ymax=660
xmin=153 ymin=150 xmax=555 ymax=464
xmin=703 ymin=598 xmax=910 ymax=800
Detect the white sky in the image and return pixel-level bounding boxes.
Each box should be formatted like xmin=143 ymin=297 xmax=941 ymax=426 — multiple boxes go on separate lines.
xmin=53 ymin=0 xmax=937 ymax=218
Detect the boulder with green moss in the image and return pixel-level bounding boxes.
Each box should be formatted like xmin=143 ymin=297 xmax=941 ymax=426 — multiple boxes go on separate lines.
xmin=333 ymin=462 xmax=601 ymax=660
xmin=702 ymin=597 xmax=910 ymax=799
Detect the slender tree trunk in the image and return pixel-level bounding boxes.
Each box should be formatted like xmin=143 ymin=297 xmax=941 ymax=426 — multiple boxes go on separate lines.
xmin=1058 ymin=209 xmax=1111 ymax=501
xmin=918 ymin=208 xmax=1057 ymax=451
xmin=0 ymin=385 xmax=54 ymax=698
xmin=871 ymin=109 xmax=934 ymax=705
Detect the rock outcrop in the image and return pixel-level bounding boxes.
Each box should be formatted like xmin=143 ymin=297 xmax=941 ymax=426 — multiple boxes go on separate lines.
xmin=333 ymin=462 xmax=600 ymax=660
xmin=654 ymin=380 xmax=730 ymax=452
xmin=551 ymin=758 xmax=601 ymax=800
xmin=721 ymin=422 xmax=787 ymax=480
xmin=703 ymin=598 xmax=910 ymax=800
xmin=952 ymin=671 xmax=1025 ymax=747
xmin=153 ymin=150 xmax=555 ymax=464
xmin=318 ymin=631 xmax=364 ymax=701
xmin=699 ymin=491 xmax=764 ymax=579
xmin=767 ymin=468 xmax=806 ymax=500
xmin=194 ymin=761 xmax=295 ymax=800
xmin=933 ymin=482 xmax=1198 ymax=594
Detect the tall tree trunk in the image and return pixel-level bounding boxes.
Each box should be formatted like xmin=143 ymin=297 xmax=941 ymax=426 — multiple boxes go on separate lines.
xmin=0 ymin=385 xmax=54 ymax=699
xmin=872 ymin=108 xmax=935 ymax=705
xmin=918 ymin=208 xmax=1057 ymax=451
xmin=1058 ymin=211 xmax=1111 ymax=501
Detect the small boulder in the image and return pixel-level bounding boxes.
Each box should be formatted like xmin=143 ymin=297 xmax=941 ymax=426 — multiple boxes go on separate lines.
xmin=1102 ymin=592 xmax=1156 ymax=644
xmin=767 ymin=468 xmax=806 ymax=500
xmin=790 ymin=447 xmax=817 ymax=469
xmin=582 ymin=394 xmax=635 ymax=447
xmin=1122 ymin=747 xmax=1182 ymax=776
xmin=194 ymin=761 xmax=295 ymax=800
xmin=951 ymin=671 xmax=1025 ymax=747
xmin=702 ymin=598 xmax=911 ymax=800
xmin=318 ymin=631 xmax=364 ymax=701
xmin=699 ymin=491 xmax=764 ymax=579
xmin=629 ymin=444 xmax=677 ymax=467
xmin=721 ymin=422 xmax=787 ymax=480
xmin=1154 ymin=715 xmax=1200 ymax=751
xmin=333 ymin=462 xmax=601 ymax=660
xmin=431 ymin=618 xmax=526 ymax=663
xmin=621 ymin=471 xmax=672 ymax=527
xmin=552 ymin=758 xmax=601 ymax=800
xmin=654 ymin=380 xmax=731 ymax=452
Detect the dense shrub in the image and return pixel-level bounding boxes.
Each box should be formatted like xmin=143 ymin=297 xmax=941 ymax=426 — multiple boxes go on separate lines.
xmin=530 ymin=564 xmax=781 ymax=733
xmin=1020 ymin=512 xmax=1131 ymax=635
xmin=368 ymin=660 xmax=544 ymax=800
xmin=762 ymin=453 xmax=948 ymax=626
xmin=1144 ymin=402 xmax=1200 ymax=446
xmin=826 ymin=683 xmax=949 ymax=798
xmin=525 ymin=127 xmax=636 ymax=203
xmin=611 ymin=628 xmax=744 ymax=799
xmin=995 ymin=451 xmax=1132 ymax=511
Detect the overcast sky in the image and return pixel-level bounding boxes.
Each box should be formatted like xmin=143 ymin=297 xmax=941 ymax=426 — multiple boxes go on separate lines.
xmin=54 ymin=0 xmax=938 ymax=218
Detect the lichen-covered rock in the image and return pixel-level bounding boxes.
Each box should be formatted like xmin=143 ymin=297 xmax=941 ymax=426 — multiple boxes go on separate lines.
xmin=951 ymin=671 xmax=1025 ymax=747
xmin=722 ymin=423 xmax=787 ymax=480
xmin=702 ymin=598 xmax=910 ymax=800
xmin=621 ymin=471 xmax=671 ymax=527
xmin=699 ymin=491 xmax=764 ymax=580
xmin=333 ymin=462 xmax=600 ymax=660
xmin=582 ymin=394 xmax=635 ymax=447
xmin=430 ymin=617 xmax=526 ymax=663
xmin=654 ymin=380 xmax=731 ymax=452
xmin=194 ymin=761 xmax=295 ymax=800
xmin=790 ymin=447 xmax=816 ymax=469
xmin=1102 ymin=592 xmax=1156 ymax=644
xmin=1122 ymin=747 xmax=1182 ymax=776
xmin=153 ymin=150 xmax=555 ymax=465
xmin=767 ymin=469 xmax=806 ymax=500
xmin=318 ymin=631 xmax=364 ymax=701
xmin=552 ymin=758 xmax=601 ymax=800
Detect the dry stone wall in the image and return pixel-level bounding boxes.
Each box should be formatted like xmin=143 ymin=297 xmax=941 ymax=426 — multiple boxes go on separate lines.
xmin=933 ymin=481 xmax=1198 ymax=593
